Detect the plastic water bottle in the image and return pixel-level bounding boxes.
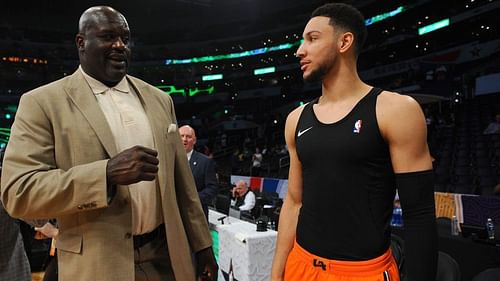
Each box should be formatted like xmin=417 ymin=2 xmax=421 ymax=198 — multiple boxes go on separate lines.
xmin=391 ymin=207 xmax=403 ymax=227
xmin=486 ymin=218 xmax=495 ymax=240
xmin=390 ymin=207 xmax=397 ymax=226
xmin=397 ymin=207 xmax=404 ymax=226
xmin=451 ymin=215 xmax=459 ymax=236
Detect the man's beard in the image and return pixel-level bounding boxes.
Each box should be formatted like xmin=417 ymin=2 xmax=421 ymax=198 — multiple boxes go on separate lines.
xmin=303 ymin=55 xmax=335 ymax=83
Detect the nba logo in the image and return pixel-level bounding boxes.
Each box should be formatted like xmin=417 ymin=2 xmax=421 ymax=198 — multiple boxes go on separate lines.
xmin=353 ymin=119 xmax=362 ymax=133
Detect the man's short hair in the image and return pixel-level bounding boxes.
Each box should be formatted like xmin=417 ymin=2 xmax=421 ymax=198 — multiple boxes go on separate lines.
xmin=236 ymin=180 xmax=248 ymax=188
xmin=311 ymin=3 xmax=367 ymax=56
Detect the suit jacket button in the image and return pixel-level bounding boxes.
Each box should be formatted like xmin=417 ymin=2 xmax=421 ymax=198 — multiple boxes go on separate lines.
xmin=124 ymin=232 xmax=132 ymax=239
xmin=77 ymin=205 xmax=84 ymax=210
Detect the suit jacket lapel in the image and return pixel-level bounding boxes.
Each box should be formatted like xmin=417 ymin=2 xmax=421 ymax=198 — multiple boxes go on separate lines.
xmin=127 ymin=77 xmax=165 ymax=151
xmin=64 ymin=70 xmax=118 ymax=157
xmin=127 ymin=76 xmax=169 ymax=191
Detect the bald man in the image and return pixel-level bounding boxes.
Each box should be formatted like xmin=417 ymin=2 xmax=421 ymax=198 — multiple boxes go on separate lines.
xmin=1 ymin=6 xmax=217 ymax=281
xmin=179 ymin=125 xmax=218 ymax=219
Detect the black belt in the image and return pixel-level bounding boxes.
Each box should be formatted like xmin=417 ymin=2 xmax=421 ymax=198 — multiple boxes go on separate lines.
xmin=133 ymin=224 xmax=165 ymax=249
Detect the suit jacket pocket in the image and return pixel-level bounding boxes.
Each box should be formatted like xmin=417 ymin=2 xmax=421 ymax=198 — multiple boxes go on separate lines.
xmin=165 ymin=128 xmax=178 ymax=145
xmin=57 ymin=232 xmax=83 ymax=254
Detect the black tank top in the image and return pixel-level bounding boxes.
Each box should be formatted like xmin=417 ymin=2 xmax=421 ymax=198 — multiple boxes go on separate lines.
xmin=295 ymin=87 xmax=396 ymax=260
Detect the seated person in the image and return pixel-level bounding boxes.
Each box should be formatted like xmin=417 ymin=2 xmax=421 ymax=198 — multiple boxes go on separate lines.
xmin=231 ymin=180 xmax=256 ymax=212
xmin=483 ymin=114 xmax=500 ymax=135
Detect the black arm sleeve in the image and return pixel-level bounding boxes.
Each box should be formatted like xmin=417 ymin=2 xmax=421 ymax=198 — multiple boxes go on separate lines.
xmin=396 ymin=170 xmax=438 ymax=281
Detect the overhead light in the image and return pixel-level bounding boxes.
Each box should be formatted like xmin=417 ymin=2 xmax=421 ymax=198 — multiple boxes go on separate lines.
xmin=254 ymin=67 xmax=276 ymax=75
xmin=202 ymin=74 xmax=223 ymax=81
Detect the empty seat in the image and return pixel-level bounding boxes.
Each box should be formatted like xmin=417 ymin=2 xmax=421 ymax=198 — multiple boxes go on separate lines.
xmin=478 ymin=176 xmax=498 ymax=188
xmin=435 ymin=251 xmax=461 ymax=281
xmin=476 ymin=166 xmax=496 ymax=177
xmin=457 ymin=157 xmax=473 ymax=167
xmin=473 ymin=149 xmax=491 ymax=159
xmin=472 ymin=268 xmax=500 ymax=281
xmin=493 ymin=149 xmax=500 ymax=159
xmin=398 ymin=251 xmax=461 ymax=281
xmin=454 ymin=149 xmax=471 ymax=160
xmin=477 ymin=175 xmax=498 ymax=195
xmin=474 ymin=157 xmax=493 ymax=168
xmin=456 ymin=142 xmax=471 ymax=150
xmin=453 ymin=166 xmax=472 ymax=177
xmin=452 ymin=184 xmax=476 ymax=194
xmin=473 ymin=140 xmax=490 ymax=150
xmin=390 ymin=234 xmax=405 ymax=271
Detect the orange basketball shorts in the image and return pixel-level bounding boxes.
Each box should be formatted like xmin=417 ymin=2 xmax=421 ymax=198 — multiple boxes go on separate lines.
xmin=284 ymin=241 xmax=400 ymax=281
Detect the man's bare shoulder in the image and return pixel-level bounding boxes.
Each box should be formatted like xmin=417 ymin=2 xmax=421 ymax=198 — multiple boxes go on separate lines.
xmin=378 ymin=90 xmax=420 ymax=109
xmin=286 ymin=104 xmax=307 ymax=124
xmin=377 ymin=90 xmax=422 ymax=120
xmin=376 ymin=90 xmax=427 ymax=142
xmin=284 ymin=103 xmax=308 ymax=144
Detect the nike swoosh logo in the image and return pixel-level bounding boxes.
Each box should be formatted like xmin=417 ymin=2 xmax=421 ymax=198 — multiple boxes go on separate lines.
xmin=297 ymin=126 xmax=313 ymax=137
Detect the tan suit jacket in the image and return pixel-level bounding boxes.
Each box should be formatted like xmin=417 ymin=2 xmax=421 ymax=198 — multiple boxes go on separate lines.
xmin=0 ymin=69 xmax=212 ymax=281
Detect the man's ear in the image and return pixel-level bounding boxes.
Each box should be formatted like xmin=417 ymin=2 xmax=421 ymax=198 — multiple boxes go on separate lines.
xmin=75 ymin=34 xmax=85 ymax=51
xmin=338 ymin=32 xmax=354 ymax=54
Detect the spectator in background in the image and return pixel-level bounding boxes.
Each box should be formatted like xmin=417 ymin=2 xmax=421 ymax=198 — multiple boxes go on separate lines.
xmin=425 ymin=69 xmax=434 ymax=81
xmin=244 ymin=133 xmax=252 ymax=146
xmin=278 ymin=144 xmax=288 ymax=156
xmin=492 ymin=183 xmax=500 ymax=196
xmin=179 ymin=125 xmax=219 ymax=220
xmin=483 ymin=114 xmax=500 ymax=135
xmin=203 ymin=144 xmax=214 ymax=159
xmin=231 ymin=180 xmax=256 ymax=212
xmin=252 ymin=147 xmax=263 ymax=176
xmin=435 ymin=65 xmax=448 ymax=81
xmin=221 ymin=132 xmax=227 ymax=148
xmin=262 ymin=145 xmax=268 ymax=156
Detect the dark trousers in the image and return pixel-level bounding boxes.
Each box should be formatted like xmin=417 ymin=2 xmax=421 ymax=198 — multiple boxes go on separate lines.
xmin=134 ymin=226 xmax=175 ymax=281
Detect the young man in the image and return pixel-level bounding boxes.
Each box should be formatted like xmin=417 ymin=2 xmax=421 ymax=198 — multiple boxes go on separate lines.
xmin=1 ymin=6 xmax=217 ymax=281
xmin=271 ymin=3 xmax=437 ymax=281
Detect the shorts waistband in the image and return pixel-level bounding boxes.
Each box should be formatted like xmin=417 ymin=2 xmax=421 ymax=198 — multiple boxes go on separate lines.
xmin=291 ymin=240 xmax=394 ymax=275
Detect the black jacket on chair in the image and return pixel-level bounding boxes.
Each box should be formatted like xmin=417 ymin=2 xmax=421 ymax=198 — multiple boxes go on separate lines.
xmin=0 ymin=203 xmax=31 ymax=281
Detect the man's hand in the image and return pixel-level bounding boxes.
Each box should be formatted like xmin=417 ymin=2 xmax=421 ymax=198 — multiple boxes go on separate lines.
xmin=106 ymin=145 xmax=159 ymax=186
xmin=34 ymin=222 xmax=59 ymax=240
xmin=195 ymin=247 xmax=218 ymax=281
